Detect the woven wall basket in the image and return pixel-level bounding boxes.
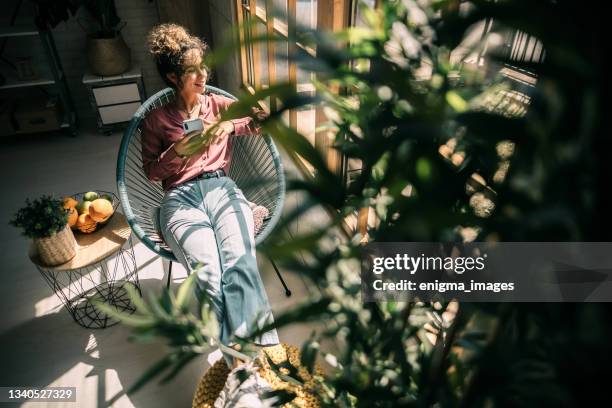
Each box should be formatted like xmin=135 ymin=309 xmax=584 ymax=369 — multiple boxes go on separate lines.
xmin=87 ymin=34 xmax=131 ymax=76
xmin=192 ymin=343 xmax=323 ymax=408
xmin=34 ymin=225 xmax=77 ymax=266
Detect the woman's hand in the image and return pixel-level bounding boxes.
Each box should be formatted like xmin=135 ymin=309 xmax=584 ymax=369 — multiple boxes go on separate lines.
xmin=203 ymin=120 xmax=234 ymax=146
xmin=172 ymin=120 xmax=234 ymax=157
xmin=173 ymin=130 xmax=208 ymax=157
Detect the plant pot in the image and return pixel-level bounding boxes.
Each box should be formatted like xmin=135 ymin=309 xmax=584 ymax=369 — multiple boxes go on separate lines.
xmin=34 ymin=225 xmax=77 ymax=266
xmin=86 ymin=34 xmax=131 ymax=76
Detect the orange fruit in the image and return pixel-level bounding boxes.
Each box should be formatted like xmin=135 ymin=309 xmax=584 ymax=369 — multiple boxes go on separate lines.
xmin=67 ymin=207 xmax=78 ymax=228
xmin=63 ymin=196 xmax=79 ymax=209
xmin=76 ymin=214 xmax=97 ymax=233
xmin=89 ymin=199 xmax=114 ymax=222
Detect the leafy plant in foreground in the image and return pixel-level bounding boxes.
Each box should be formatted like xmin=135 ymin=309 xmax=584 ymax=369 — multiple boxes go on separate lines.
xmin=98 ymin=1 xmax=611 ymax=406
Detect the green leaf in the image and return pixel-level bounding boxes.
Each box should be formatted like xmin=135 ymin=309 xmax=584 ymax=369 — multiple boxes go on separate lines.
xmin=175 ymin=273 xmax=197 ymax=311
xmin=446 ymin=91 xmax=469 ymax=112
xmin=147 ymin=291 xmax=172 ymax=321
xmin=300 ymin=334 xmax=320 ymax=374
xmin=264 ymin=122 xmax=333 ymax=183
xmin=123 ymin=283 xmax=150 ymax=315
xmin=249 ymin=299 xmax=331 ymax=340
xmin=262 ymin=389 xmax=298 ymax=406
xmin=92 ymin=300 xmax=155 ymax=328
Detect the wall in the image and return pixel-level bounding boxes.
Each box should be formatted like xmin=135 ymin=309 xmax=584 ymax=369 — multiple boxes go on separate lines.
xmin=157 ymin=0 xmax=214 ymax=51
xmin=0 ymin=0 xmax=247 ymax=129
xmin=53 ymin=0 xmax=166 ymax=125
xmin=207 ymin=0 xmax=242 ymax=95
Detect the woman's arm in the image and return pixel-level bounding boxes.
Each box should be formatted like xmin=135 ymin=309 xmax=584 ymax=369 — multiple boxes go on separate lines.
xmin=141 ymin=115 xmax=186 ymax=182
xmin=229 ymin=114 xmax=261 ymax=136
xmin=213 ymin=94 xmax=268 ymax=136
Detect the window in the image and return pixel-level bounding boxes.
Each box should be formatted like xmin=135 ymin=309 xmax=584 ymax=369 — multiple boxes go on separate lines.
xmin=235 ymin=0 xmax=351 ymax=175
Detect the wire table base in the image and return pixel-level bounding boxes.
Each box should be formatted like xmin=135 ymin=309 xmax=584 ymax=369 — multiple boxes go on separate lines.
xmin=35 ymin=238 xmax=139 ymax=329
xmin=29 ymin=212 xmax=140 ymax=329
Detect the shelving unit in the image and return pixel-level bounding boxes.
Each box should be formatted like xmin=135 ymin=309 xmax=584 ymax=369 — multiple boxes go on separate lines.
xmin=0 ymin=24 xmax=77 ymax=136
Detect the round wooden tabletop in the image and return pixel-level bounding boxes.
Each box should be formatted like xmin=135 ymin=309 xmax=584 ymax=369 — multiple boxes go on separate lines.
xmin=29 ymin=213 xmax=131 ymax=271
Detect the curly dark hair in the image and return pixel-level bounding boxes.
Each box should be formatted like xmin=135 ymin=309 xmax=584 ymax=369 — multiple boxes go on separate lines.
xmin=147 ymin=23 xmax=208 ymax=88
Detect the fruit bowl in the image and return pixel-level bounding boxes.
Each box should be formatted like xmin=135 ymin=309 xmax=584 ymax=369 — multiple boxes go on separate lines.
xmin=65 ymin=191 xmax=120 ymax=234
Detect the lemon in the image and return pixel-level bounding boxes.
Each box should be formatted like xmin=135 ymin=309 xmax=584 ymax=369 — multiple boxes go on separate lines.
xmin=100 ymin=194 xmax=113 ymax=204
xmin=83 ymin=191 xmax=99 ymax=201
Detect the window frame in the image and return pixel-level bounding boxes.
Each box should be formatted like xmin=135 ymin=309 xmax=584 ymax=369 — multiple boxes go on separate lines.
xmin=235 ymin=0 xmax=379 ymax=237
xmin=235 ymin=0 xmax=351 ymax=174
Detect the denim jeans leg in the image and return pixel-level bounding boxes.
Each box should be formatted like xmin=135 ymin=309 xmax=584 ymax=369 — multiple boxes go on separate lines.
xmin=159 ymin=185 xmax=226 ymax=338
xmin=204 ymin=177 xmax=280 ymax=347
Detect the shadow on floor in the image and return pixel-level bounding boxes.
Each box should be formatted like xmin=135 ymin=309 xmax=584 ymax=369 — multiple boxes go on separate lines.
xmin=0 ymin=278 xmax=211 ymax=407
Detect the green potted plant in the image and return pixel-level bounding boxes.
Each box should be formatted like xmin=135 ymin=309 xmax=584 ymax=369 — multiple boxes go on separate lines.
xmin=10 ymin=195 xmax=77 ymax=266
xmin=80 ymin=0 xmax=131 ymax=76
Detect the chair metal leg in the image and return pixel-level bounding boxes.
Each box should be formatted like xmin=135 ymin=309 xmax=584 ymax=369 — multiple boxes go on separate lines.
xmin=166 ymin=261 xmax=173 ymax=289
xmin=268 ymin=256 xmax=291 ymax=297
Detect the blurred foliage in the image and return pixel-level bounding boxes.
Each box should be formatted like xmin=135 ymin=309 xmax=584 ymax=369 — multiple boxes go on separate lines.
xmin=32 ymin=0 xmax=124 ymax=37
xmin=93 ymin=274 xmax=221 ymax=396
xmin=102 ymin=0 xmax=611 ymax=406
xmin=80 ymin=0 xmax=124 ymax=38
xmin=33 ymin=0 xmax=80 ymax=30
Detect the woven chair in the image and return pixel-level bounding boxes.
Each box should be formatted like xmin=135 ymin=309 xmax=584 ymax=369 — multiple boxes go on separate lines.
xmin=116 ymin=86 xmax=290 ymax=295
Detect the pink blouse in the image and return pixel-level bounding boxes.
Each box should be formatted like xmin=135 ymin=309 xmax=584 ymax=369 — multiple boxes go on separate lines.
xmin=141 ymin=92 xmax=260 ymax=191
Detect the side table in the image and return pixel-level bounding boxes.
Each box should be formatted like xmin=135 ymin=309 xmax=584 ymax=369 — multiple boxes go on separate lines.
xmin=82 ymin=66 xmax=146 ymax=135
xmin=29 ymin=213 xmax=140 ymax=329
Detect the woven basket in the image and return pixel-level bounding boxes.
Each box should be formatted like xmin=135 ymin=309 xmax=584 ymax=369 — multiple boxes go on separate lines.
xmin=86 ymin=35 xmax=131 ymax=76
xmin=192 ymin=343 xmax=323 ymax=408
xmin=34 ymin=225 xmax=77 ymax=266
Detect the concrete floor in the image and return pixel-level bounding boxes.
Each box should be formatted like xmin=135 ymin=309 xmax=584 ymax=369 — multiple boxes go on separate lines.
xmin=0 ymin=125 xmax=329 ymax=407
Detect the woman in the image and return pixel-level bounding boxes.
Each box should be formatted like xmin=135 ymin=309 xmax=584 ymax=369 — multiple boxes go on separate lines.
xmin=141 ymin=24 xmax=279 ymax=368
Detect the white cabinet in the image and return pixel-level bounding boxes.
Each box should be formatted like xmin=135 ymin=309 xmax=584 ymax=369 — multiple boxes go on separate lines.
xmin=82 ymin=67 xmax=146 ymax=134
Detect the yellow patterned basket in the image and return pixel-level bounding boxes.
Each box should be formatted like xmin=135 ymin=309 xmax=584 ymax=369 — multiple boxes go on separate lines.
xmin=192 ymin=343 xmax=323 ymax=408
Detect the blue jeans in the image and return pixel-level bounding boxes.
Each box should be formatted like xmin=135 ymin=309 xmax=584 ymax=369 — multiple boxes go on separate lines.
xmin=160 ymin=176 xmax=279 ymax=362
